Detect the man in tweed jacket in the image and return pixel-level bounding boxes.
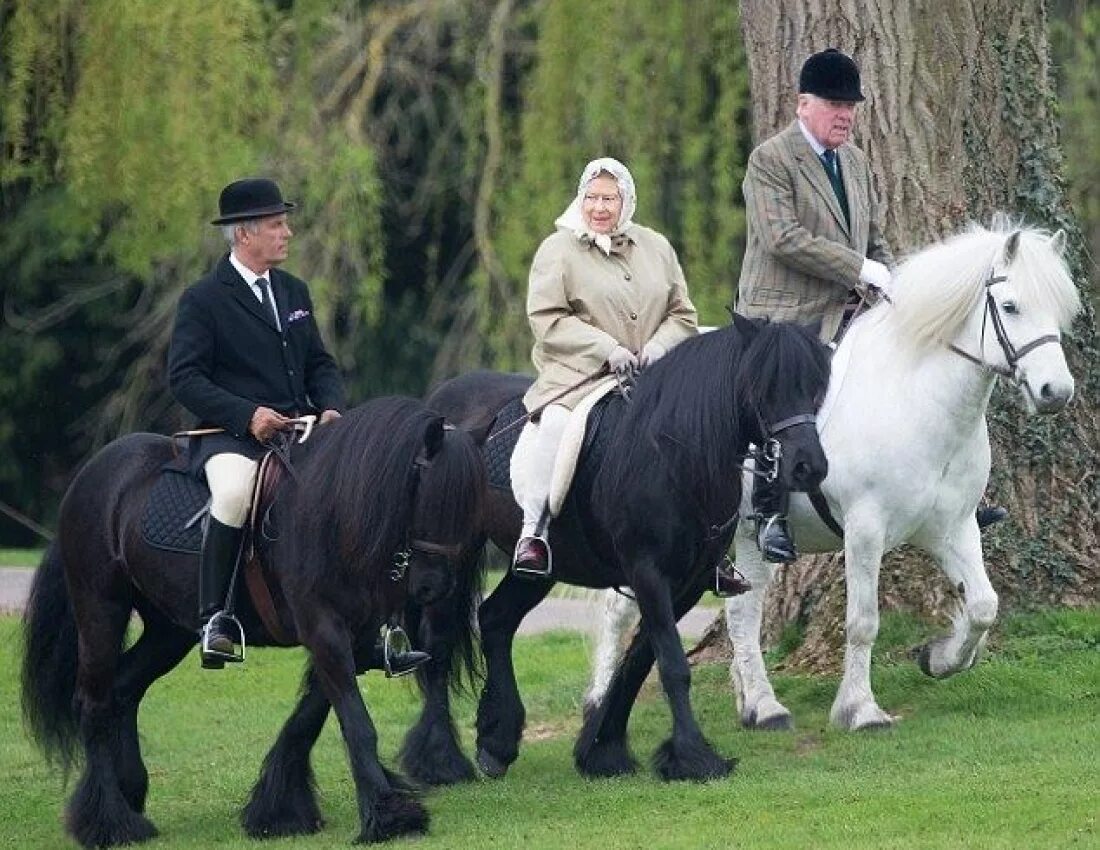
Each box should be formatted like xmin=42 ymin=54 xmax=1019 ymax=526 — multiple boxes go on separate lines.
xmin=736 ymin=48 xmax=894 ymax=563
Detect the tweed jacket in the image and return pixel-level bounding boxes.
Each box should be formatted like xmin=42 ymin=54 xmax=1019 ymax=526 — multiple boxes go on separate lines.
xmin=168 ymin=254 xmax=345 ymax=466
xmin=524 ymin=224 xmax=698 ymax=411
xmin=736 ymin=120 xmax=894 ymax=340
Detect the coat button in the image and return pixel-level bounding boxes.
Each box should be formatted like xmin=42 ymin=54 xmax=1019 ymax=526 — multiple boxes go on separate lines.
xmin=288 ymin=369 xmax=295 ymax=377
xmin=282 ymin=340 xmax=288 ymax=348
xmin=624 ymin=273 xmax=632 ymax=280
xmin=630 ymin=311 xmax=638 ymax=320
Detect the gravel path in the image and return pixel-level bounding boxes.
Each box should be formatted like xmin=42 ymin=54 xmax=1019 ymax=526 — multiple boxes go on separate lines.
xmin=0 ymin=567 xmax=715 ymax=639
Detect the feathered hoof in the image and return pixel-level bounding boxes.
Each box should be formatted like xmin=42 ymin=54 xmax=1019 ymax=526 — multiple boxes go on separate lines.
xmin=476 ymin=747 xmax=510 ymax=779
xmin=574 ymin=737 xmax=639 ymax=778
xmin=652 ymin=737 xmax=736 ymax=782
xmin=242 ymin=808 xmax=324 ymax=840
xmin=400 ymin=730 xmax=477 ymax=787
xmin=354 ymin=791 xmax=429 ymax=844
xmin=67 ymin=807 xmax=158 ymax=849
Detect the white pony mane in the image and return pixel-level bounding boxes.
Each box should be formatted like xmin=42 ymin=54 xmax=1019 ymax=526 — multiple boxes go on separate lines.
xmin=889 ymin=219 xmax=1082 ymax=349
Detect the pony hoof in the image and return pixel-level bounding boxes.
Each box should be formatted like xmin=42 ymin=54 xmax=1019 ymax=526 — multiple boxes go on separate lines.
xmin=476 ymin=748 xmax=509 ymax=779
xmin=652 ymin=738 xmax=736 ymax=782
xmin=913 ymin=643 xmax=935 ymax=677
xmin=354 ymin=791 xmax=429 ymax=844
xmin=754 ymin=712 xmax=793 ymax=731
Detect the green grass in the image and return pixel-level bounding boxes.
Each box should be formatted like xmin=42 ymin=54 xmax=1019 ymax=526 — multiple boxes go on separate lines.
xmin=0 ymin=548 xmax=43 ymax=568
xmin=3 ymin=610 xmax=1098 ymax=849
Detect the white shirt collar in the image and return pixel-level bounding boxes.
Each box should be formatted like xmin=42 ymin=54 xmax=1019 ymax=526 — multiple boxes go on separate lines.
xmin=229 ymin=251 xmax=269 ymax=287
xmin=798 ymin=120 xmax=829 ymax=157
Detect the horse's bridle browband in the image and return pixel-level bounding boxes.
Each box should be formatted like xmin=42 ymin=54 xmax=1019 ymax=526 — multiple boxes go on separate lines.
xmin=947 ymin=271 xmax=1061 ymax=385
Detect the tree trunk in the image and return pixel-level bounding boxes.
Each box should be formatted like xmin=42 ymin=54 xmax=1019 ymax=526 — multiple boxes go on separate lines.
xmin=692 ymin=0 xmax=1100 ymax=671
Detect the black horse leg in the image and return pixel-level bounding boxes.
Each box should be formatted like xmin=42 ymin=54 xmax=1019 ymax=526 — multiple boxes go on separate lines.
xmin=112 ymin=610 xmax=196 ymax=813
xmin=575 ymin=565 xmax=730 ymax=781
xmin=66 ymin=591 xmax=159 ymax=849
xmin=299 ymin=616 xmax=428 ymax=843
xmin=242 ymin=665 xmax=329 ymax=838
xmin=399 ymin=601 xmax=478 ymax=786
xmin=474 ymin=572 xmax=553 ymax=778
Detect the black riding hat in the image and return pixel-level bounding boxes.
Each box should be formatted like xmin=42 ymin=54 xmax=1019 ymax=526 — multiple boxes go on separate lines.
xmin=210 ymin=178 xmax=296 ymax=225
xmin=799 ymin=48 xmax=865 ymax=102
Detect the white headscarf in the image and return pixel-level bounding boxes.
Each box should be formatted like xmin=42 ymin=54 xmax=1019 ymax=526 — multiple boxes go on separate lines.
xmin=554 ymin=157 xmax=637 ymax=255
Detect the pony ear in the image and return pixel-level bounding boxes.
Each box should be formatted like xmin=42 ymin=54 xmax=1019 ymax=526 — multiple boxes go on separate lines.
xmin=1003 ymin=230 xmax=1022 ymax=263
xmin=990 ymin=211 xmax=1012 ymax=232
xmin=731 ymin=311 xmax=761 ymax=339
xmin=423 ymin=416 xmax=447 ymax=459
xmin=1049 ymin=229 xmax=1067 ymax=256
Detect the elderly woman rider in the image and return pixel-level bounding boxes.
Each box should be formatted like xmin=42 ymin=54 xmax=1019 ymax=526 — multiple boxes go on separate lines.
xmin=511 ymin=157 xmax=698 ymax=576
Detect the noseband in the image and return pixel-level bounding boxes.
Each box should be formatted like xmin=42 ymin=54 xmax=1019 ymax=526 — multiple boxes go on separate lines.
xmin=947 ymin=270 xmax=1061 ymax=387
xmin=750 ymin=411 xmax=818 ymax=483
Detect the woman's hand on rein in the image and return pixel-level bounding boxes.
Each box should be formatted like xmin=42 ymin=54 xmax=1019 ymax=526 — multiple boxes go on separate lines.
xmin=607 ymin=345 xmax=639 ymax=377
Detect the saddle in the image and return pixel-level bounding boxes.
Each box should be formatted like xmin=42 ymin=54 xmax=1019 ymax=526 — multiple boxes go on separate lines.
xmin=141 ymin=447 xmax=297 ymax=645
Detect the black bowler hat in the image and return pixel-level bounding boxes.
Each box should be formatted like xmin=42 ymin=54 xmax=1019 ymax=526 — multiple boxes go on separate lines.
xmin=799 ymin=48 xmax=865 ymax=102
xmin=210 ymin=178 xmax=296 ymax=225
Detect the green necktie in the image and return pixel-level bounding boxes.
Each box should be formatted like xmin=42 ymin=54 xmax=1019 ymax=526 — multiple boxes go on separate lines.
xmin=821 ymin=149 xmax=850 ymax=227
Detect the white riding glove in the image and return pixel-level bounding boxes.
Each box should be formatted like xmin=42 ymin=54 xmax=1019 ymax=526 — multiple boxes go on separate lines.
xmin=607 ymin=345 xmax=639 ymax=377
xmin=638 ymin=340 xmax=666 ymax=368
xmin=859 ymin=258 xmax=893 ymax=298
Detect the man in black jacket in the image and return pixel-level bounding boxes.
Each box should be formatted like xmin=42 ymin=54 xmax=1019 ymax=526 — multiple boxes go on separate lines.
xmin=169 ymin=178 xmax=345 ymax=668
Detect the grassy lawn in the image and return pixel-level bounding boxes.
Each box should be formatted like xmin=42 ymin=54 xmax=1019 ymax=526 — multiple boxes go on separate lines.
xmin=2 ymin=609 xmax=1097 ymax=849
xmin=0 ymin=548 xmax=43 ymax=568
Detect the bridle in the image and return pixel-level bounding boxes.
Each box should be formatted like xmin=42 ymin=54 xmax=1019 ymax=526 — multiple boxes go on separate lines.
xmin=389 ymin=444 xmax=466 ymax=582
xmin=947 ymin=269 xmax=1061 ymax=389
xmin=748 ymin=411 xmax=818 ymax=484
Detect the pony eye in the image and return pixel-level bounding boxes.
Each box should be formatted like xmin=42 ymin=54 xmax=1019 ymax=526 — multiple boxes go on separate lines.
xmin=1001 ymin=301 xmax=1019 ymax=315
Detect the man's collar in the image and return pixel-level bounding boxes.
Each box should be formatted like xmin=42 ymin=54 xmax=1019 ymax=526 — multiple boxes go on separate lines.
xmin=797 ymin=120 xmax=829 ymax=157
xmin=229 ymin=251 xmax=269 ymax=285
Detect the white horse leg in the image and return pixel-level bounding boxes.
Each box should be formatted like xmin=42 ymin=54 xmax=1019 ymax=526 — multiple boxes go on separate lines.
xmin=830 ymin=521 xmax=894 ymax=731
xmin=725 ymin=536 xmax=792 ymax=730
xmin=915 ymin=523 xmax=997 ymax=678
xmin=584 ymin=590 xmax=640 ymax=710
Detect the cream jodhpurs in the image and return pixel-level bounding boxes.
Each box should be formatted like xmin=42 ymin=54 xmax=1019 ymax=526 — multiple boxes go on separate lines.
xmin=520 ymin=404 xmax=570 ymax=537
xmin=204 ymin=453 xmax=259 ymax=529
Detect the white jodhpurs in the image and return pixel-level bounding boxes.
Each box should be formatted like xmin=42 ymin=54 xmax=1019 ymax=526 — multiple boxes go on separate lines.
xmin=204 ymin=453 xmax=259 ymax=529
xmin=520 ymin=404 xmax=570 ymax=537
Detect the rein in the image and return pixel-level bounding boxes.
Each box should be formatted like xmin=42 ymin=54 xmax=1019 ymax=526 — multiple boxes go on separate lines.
xmin=487 ymin=364 xmax=611 ymax=443
xmin=389 ymin=448 xmax=465 ymax=582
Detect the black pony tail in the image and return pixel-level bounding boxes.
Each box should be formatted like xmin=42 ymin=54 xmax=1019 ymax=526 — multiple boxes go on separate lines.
xmin=20 ymin=542 xmax=81 ymax=773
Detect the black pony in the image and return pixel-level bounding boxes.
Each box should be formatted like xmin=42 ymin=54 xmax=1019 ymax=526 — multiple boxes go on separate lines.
xmin=407 ymin=315 xmax=831 ymax=784
xmin=21 ymin=396 xmax=487 ymax=848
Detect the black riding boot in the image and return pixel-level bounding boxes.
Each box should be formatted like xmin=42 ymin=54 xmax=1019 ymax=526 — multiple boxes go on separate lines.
xmin=361 ymin=639 xmax=431 ymax=678
xmin=199 ymin=517 xmax=244 ymax=669
xmin=752 ymin=462 xmax=797 ymax=564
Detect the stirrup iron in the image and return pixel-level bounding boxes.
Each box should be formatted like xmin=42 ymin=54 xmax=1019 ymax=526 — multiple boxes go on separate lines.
xmin=381 ymin=624 xmax=416 ymax=679
xmin=201 ymin=611 xmax=246 ymax=666
xmin=512 ymin=534 xmax=553 ymax=578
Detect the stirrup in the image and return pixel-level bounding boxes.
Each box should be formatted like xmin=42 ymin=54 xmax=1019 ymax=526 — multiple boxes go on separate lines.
xmin=756 ymin=514 xmax=797 ymax=563
xmin=713 ymin=555 xmax=752 ymax=598
xmin=201 ymin=611 xmax=246 ymax=668
xmin=512 ymin=534 xmax=552 ymax=579
xmin=381 ymin=624 xmax=419 ymax=679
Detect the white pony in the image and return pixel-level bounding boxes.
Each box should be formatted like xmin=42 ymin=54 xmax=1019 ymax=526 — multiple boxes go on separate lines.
xmin=587 ymin=221 xmax=1082 ymax=731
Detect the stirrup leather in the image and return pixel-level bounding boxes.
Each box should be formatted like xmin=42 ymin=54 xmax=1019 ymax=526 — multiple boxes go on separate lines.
xmin=201 ymin=611 xmax=246 ymax=665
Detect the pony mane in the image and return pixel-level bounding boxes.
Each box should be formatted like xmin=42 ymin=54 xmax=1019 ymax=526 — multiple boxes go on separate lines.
xmin=890 ymin=220 xmax=1081 ymax=349
xmin=283 ymin=396 xmax=484 ymax=586
xmin=598 ymin=320 xmax=829 ymax=516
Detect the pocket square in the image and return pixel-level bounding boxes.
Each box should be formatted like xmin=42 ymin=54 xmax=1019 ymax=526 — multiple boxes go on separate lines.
xmin=286 ymin=308 xmax=311 ymax=323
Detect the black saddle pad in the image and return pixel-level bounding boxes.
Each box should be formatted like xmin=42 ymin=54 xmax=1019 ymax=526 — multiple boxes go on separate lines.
xmin=482 ymin=393 xmax=623 ymax=493
xmin=141 ymin=469 xmax=209 ymax=554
